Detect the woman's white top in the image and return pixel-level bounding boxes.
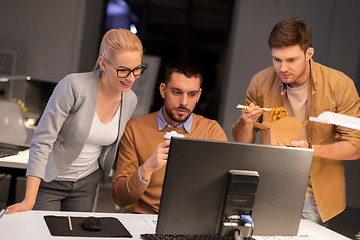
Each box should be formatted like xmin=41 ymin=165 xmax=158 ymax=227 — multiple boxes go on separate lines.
xmin=55 ymin=103 xmax=121 ymax=181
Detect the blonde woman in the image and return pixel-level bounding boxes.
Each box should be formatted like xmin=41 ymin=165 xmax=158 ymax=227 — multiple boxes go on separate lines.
xmin=7 ymin=28 xmax=145 ymax=213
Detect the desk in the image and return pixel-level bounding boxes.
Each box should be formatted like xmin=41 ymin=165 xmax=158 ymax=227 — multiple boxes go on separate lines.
xmin=0 ymin=210 xmax=351 ymax=240
xmin=0 ymin=149 xmax=29 ymax=205
xmin=0 ymin=149 xmax=29 ymax=169
xmin=0 ymin=211 xmax=156 ymax=240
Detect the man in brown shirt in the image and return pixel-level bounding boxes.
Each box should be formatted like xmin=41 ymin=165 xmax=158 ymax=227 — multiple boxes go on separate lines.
xmin=232 ymin=18 xmax=360 ymax=224
xmin=112 ymin=59 xmax=227 ymax=213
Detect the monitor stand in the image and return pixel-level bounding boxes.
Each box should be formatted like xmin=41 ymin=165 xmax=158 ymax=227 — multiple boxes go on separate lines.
xmin=219 ymin=170 xmax=259 ymax=239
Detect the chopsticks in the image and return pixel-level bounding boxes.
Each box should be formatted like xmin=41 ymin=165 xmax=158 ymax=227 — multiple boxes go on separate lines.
xmin=236 ymin=104 xmax=272 ymax=111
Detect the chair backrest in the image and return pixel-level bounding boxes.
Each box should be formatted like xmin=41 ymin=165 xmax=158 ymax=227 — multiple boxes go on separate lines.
xmin=0 ymin=100 xmax=28 ymax=145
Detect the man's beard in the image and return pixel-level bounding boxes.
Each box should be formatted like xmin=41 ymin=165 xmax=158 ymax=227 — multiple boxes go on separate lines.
xmin=165 ymin=105 xmax=192 ymax=124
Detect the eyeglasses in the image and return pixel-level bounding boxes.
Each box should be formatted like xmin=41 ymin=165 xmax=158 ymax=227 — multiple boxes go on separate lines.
xmin=107 ymin=60 xmax=146 ymax=78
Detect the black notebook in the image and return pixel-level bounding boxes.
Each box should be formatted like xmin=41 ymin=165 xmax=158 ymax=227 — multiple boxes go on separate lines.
xmin=44 ymin=215 xmax=132 ymax=238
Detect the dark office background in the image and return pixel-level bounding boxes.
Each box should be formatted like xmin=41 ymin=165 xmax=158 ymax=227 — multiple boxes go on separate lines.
xmin=102 ymin=0 xmax=235 ymax=121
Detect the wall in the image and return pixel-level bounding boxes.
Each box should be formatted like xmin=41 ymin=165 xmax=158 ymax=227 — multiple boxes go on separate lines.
xmin=0 ymin=0 xmax=105 ymax=116
xmin=219 ymin=0 xmax=360 ymax=208
xmin=0 ymin=0 xmax=105 ymax=83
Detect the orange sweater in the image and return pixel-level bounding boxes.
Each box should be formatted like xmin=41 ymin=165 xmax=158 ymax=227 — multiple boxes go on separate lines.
xmin=112 ymin=111 xmax=227 ymax=213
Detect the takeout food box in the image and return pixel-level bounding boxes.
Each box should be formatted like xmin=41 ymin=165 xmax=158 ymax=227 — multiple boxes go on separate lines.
xmin=254 ymin=117 xmax=305 ymax=146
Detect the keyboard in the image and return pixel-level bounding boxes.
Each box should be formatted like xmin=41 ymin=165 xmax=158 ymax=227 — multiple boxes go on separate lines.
xmin=0 ymin=142 xmax=28 ymax=158
xmin=140 ymin=233 xmax=233 ymax=240
xmin=0 ymin=149 xmax=19 ymax=158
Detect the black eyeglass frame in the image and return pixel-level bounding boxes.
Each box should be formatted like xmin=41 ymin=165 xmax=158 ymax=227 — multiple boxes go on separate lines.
xmin=106 ymin=60 xmax=146 ymax=78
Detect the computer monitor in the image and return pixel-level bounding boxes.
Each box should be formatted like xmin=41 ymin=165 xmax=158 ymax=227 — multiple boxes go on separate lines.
xmin=156 ymin=138 xmax=314 ymax=236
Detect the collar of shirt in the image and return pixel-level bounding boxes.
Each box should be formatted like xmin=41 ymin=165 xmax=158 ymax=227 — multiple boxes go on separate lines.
xmin=157 ymin=107 xmax=192 ymax=133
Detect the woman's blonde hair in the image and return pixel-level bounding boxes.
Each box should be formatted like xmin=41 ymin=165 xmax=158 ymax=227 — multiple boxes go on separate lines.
xmin=94 ymin=28 xmax=143 ymax=73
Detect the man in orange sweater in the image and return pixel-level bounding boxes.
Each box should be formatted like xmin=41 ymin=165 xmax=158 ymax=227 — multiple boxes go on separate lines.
xmin=112 ymin=59 xmax=227 ymax=213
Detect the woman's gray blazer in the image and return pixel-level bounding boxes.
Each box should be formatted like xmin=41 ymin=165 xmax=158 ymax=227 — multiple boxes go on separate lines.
xmin=26 ymin=71 xmax=137 ymax=183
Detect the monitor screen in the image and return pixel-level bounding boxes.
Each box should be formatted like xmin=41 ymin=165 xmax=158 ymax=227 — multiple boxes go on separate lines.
xmin=156 ymin=138 xmax=313 ymax=236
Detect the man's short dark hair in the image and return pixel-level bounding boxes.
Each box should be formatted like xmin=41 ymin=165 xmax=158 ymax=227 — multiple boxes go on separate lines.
xmin=268 ymin=18 xmax=312 ymax=53
xmin=164 ymin=59 xmax=203 ymax=86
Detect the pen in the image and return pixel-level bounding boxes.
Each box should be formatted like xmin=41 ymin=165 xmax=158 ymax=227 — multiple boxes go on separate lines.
xmin=0 ymin=208 xmax=6 ymax=217
xmin=68 ymin=215 xmax=73 ymax=231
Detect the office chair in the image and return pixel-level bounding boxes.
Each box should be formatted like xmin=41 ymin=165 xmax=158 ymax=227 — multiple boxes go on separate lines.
xmin=0 ymin=100 xmax=28 ymax=145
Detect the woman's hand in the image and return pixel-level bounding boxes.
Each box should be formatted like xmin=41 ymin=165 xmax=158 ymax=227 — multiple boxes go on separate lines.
xmin=6 ymin=175 xmax=41 ymax=214
xmin=6 ymin=199 xmax=35 ymax=214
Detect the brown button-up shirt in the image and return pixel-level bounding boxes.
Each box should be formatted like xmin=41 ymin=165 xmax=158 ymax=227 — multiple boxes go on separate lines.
xmin=245 ymin=59 xmax=360 ymax=222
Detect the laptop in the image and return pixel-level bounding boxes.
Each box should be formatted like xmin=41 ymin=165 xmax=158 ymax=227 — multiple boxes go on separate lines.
xmin=156 ymin=138 xmax=314 ymax=236
xmin=0 ymin=142 xmax=29 ymax=158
